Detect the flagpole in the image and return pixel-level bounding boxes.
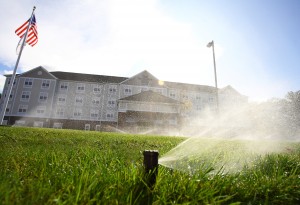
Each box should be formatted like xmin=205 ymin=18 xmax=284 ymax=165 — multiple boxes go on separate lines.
xmin=0 ymin=6 xmax=36 ymax=125
xmin=207 ymin=40 xmax=219 ymax=115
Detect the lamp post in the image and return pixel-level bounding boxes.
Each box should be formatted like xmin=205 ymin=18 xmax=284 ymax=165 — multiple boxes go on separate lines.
xmin=207 ymin=40 xmax=219 ymax=114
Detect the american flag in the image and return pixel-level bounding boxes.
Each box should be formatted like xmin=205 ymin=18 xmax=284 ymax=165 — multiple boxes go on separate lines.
xmin=15 ymin=14 xmax=38 ymax=47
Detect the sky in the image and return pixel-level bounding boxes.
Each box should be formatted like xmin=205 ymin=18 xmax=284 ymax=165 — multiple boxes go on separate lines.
xmin=0 ymin=0 xmax=299 ymax=101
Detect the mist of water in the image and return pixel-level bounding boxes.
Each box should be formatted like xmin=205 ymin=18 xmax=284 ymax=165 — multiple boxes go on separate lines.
xmin=158 ymin=102 xmax=300 ymax=174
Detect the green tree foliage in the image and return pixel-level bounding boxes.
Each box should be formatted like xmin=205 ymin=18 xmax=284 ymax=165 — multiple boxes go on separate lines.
xmin=283 ymin=91 xmax=300 ymax=135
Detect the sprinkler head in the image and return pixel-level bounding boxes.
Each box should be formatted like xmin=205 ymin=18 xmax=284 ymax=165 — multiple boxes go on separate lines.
xmin=143 ymin=150 xmax=159 ymax=187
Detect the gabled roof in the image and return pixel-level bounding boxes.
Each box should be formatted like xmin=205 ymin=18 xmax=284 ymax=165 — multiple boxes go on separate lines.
xmin=164 ymin=81 xmax=216 ymax=93
xmin=219 ymin=85 xmax=242 ymax=96
xmin=120 ymin=70 xmax=166 ymax=87
xmin=4 ymin=66 xmax=57 ymax=80
xmin=50 ymin=71 xmax=128 ymax=83
xmin=119 ymin=90 xmax=181 ymax=104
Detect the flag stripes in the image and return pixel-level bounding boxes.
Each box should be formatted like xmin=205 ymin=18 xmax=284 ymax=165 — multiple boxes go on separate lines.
xmin=15 ymin=14 xmax=38 ymax=46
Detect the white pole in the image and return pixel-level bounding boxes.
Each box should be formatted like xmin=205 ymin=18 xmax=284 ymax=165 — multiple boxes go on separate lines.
xmin=211 ymin=41 xmax=219 ymax=114
xmin=0 ymin=6 xmax=36 ymax=125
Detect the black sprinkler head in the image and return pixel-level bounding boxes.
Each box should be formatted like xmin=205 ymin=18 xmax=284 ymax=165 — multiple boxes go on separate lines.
xmin=143 ymin=150 xmax=159 ymax=187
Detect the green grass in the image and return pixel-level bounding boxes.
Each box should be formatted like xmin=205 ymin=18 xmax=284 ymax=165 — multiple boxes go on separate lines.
xmin=0 ymin=126 xmax=300 ymax=204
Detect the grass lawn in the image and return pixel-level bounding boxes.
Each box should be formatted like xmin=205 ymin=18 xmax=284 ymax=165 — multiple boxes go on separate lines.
xmin=0 ymin=126 xmax=300 ymax=204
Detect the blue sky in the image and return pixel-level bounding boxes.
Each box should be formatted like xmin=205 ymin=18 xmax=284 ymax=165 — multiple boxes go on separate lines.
xmin=0 ymin=0 xmax=299 ymax=101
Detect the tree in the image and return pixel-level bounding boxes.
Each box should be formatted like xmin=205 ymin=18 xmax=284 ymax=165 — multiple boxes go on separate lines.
xmin=284 ymin=91 xmax=300 ymax=134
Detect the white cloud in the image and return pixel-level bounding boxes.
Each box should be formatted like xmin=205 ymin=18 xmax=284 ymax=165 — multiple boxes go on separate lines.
xmin=0 ymin=0 xmax=220 ymax=88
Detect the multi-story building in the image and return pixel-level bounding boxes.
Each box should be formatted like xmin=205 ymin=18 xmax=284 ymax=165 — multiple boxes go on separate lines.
xmin=0 ymin=66 xmax=247 ymax=132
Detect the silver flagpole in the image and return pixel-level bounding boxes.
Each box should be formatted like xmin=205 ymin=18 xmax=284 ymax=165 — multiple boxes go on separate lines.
xmin=0 ymin=6 xmax=36 ymax=125
xmin=207 ymin=40 xmax=219 ymax=115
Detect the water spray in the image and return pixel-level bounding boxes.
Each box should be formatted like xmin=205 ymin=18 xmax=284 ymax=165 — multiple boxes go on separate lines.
xmin=143 ymin=150 xmax=159 ymax=187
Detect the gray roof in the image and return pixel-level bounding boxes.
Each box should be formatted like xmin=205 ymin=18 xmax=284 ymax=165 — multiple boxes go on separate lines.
xmin=164 ymin=81 xmax=216 ymax=93
xmin=119 ymin=90 xmax=182 ymax=104
xmin=50 ymin=71 xmax=128 ymax=84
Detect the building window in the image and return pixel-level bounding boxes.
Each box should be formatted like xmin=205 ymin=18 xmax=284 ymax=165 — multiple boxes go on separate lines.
xmin=56 ymin=108 xmax=64 ymax=116
xmin=53 ymin=122 xmax=63 ymax=129
xmin=75 ymin=96 xmax=84 ymax=105
xmin=106 ymin=113 xmax=114 ymax=119
xmin=57 ymin=95 xmax=66 ymax=104
xmin=77 ymin=83 xmax=85 ymax=93
xmin=95 ymin=125 xmax=101 ymax=131
xmin=41 ymin=80 xmax=50 ymax=89
xmin=15 ymin=120 xmax=25 ymax=126
xmin=107 ymin=100 xmax=116 ymax=107
xmin=21 ymin=91 xmax=31 ymax=101
xmin=182 ymin=94 xmax=188 ymax=100
xmin=5 ymin=104 xmax=11 ymax=113
xmin=73 ymin=108 xmax=82 ymax=117
xmin=33 ymin=121 xmax=44 ymax=128
xmin=124 ymin=87 xmax=132 ymax=95
xmin=7 ymin=78 xmax=17 ymax=86
xmin=92 ymin=97 xmax=101 ymax=106
xmin=90 ymin=110 xmax=98 ymax=119
xmin=60 ymin=82 xmax=68 ymax=91
xmin=4 ymin=91 xmax=14 ymax=101
xmin=85 ymin=124 xmax=90 ymax=131
xmin=196 ymin=95 xmax=201 ymax=100
xmin=24 ymin=78 xmax=33 ymax=87
xmin=169 ymin=91 xmax=176 ymax=98
xmin=18 ymin=105 xmax=28 ymax=113
xmin=36 ymin=106 xmax=46 ymax=115
xmin=39 ymin=92 xmax=48 ymax=103
xmin=153 ymin=88 xmax=163 ymax=94
xmin=209 ymin=97 xmax=214 ymax=103
xmin=93 ymin=85 xmax=102 ymax=93
xmin=109 ymin=85 xmax=117 ymax=94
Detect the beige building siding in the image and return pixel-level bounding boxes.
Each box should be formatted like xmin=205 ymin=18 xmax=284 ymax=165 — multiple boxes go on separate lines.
xmin=0 ymin=66 xmax=248 ymax=130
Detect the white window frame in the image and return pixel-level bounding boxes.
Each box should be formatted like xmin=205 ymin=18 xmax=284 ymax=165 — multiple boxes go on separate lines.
xmin=15 ymin=120 xmax=25 ymax=126
xmin=7 ymin=78 xmax=17 ymax=86
xmin=154 ymin=88 xmax=163 ymax=94
xmin=73 ymin=108 xmax=82 ymax=118
xmin=92 ymin=97 xmax=101 ymax=106
xmin=90 ymin=110 xmax=99 ymax=119
xmin=39 ymin=92 xmax=48 ymax=103
xmin=169 ymin=90 xmax=176 ymax=98
xmin=24 ymin=78 xmax=33 ymax=88
xmin=57 ymin=95 xmax=67 ymax=104
xmin=106 ymin=112 xmax=114 ymax=120
xmin=75 ymin=96 xmax=84 ymax=105
xmin=36 ymin=106 xmax=46 ymax=115
xmin=53 ymin=122 xmax=63 ymax=129
xmin=60 ymin=82 xmax=68 ymax=91
xmin=18 ymin=105 xmax=28 ymax=113
xmin=108 ymin=85 xmax=117 ymax=94
xmin=84 ymin=124 xmax=90 ymax=131
xmin=76 ymin=83 xmax=85 ymax=93
xmin=107 ymin=99 xmax=116 ymax=108
xmin=56 ymin=107 xmax=64 ymax=117
xmin=5 ymin=104 xmax=11 ymax=113
xmin=33 ymin=121 xmax=44 ymax=128
xmin=182 ymin=94 xmax=188 ymax=100
xmin=124 ymin=87 xmax=132 ymax=95
xmin=196 ymin=95 xmax=201 ymax=100
xmin=21 ymin=91 xmax=31 ymax=102
xmin=4 ymin=91 xmax=14 ymax=101
xmin=95 ymin=125 xmax=101 ymax=131
xmin=93 ymin=84 xmax=102 ymax=94
xmin=41 ymin=80 xmax=50 ymax=89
